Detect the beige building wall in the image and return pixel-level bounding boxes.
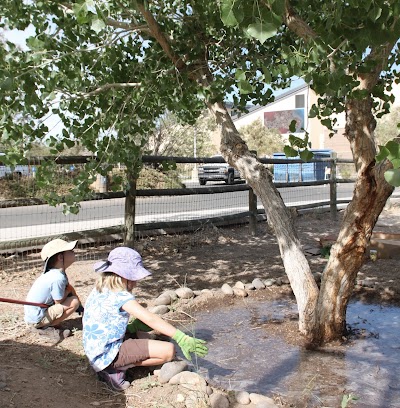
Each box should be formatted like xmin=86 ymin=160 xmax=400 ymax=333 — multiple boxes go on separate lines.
xmin=231 ymin=84 xmax=352 ymax=158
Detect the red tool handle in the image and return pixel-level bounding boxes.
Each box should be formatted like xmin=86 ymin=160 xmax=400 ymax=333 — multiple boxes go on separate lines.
xmin=0 ymin=297 xmax=49 ymax=308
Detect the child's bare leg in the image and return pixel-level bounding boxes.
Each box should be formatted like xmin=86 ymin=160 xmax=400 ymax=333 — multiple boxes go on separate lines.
xmin=133 ymin=339 xmax=175 ymax=367
xmin=51 ymin=296 xmax=80 ymax=326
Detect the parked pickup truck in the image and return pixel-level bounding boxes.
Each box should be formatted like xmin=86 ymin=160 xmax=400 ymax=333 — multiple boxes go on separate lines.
xmin=197 ymin=156 xmax=241 ymax=185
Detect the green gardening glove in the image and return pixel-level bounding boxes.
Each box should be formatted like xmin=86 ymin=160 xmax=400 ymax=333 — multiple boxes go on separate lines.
xmin=172 ymin=329 xmax=208 ymax=361
xmin=127 ymin=318 xmax=153 ymax=334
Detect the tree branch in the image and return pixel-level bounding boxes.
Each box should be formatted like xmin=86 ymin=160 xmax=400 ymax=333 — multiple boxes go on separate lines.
xmin=136 ymin=4 xmax=186 ymax=71
xmin=59 ymin=3 xmax=150 ymax=33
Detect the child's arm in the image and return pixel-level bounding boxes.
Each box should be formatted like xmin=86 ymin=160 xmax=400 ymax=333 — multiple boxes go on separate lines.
xmin=122 ymin=299 xmax=208 ymax=360
xmin=122 ymin=299 xmax=176 ymax=337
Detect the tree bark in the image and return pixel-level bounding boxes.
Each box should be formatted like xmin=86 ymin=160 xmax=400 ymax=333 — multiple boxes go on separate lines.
xmin=207 ymin=100 xmax=319 ymax=337
xmin=316 ymin=94 xmax=394 ymax=342
xmin=124 ymin=172 xmax=137 ymax=248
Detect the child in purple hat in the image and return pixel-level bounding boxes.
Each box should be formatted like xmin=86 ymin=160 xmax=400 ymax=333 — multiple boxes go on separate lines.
xmin=82 ymin=247 xmax=208 ymax=391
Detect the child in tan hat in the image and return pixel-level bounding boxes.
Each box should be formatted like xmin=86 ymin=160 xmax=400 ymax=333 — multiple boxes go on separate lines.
xmin=24 ymin=238 xmax=82 ymax=340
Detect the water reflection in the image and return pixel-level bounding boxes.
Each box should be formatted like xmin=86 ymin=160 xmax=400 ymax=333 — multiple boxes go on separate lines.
xmin=193 ymin=298 xmax=400 ymax=407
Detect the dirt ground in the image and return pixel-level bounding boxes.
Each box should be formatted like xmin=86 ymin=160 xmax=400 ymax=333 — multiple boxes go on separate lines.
xmin=0 ymin=202 xmax=399 ymax=408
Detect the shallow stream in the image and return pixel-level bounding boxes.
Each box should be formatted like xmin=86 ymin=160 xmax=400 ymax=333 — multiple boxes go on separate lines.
xmin=192 ymin=298 xmax=400 ymax=407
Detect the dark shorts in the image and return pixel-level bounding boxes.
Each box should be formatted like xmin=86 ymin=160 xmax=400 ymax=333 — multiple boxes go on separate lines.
xmin=111 ymin=338 xmax=150 ymax=370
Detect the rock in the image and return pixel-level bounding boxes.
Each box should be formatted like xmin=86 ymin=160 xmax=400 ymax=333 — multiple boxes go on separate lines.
xmin=149 ymin=305 xmax=169 ymax=315
xmin=221 ymin=283 xmax=234 ymax=295
xmin=176 ymin=287 xmax=194 ymax=299
xmin=154 ymin=295 xmax=172 ymax=306
xmin=234 ymin=281 xmax=245 ymax=289
xmin=153 ymin=369 xmax=161 ymax=377
xmin=159 ymin=360 xmax=188 ymax=384
xmin=210 ymin=392 xmax=230 ymax=408
xmin=235 ymin=390 xmax=251 ymax=404
xmin=249 ymin=393 xmax=276 ymax=406
xmin=252 ymin=278 xmax=266 ymax=290
xmin=264 ymin=279 xmax=275 ymax=287
xmin=281 ymin=276 xmax=290 ymax=285
xmin=233 ymin=288 xmax=248 ymax=297
xmin=245 ymin=283 xmax=255 ymax=291
xmin=168 ymin=372 xmax=184 ymax=385
xmin=178 ymin=371 xmax=208 ymax=393
xmin=193 ymin=290 xmax=202 ymax=296
xmin=162 ymin=290 xmax=178 ymax=301
xmin=201 ymin=289 xmax=213 ymax=294
xmin=0 ymin=382 xmax=7 ymax=390
xmin=275 ymin=278 xmax=282 ymax=286
xmin=206 ymin=385 xmax=213 ymax=395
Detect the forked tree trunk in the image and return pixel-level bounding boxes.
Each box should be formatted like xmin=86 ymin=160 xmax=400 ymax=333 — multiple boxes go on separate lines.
xmin=139 ymin=7 xmax=395 ymax=344
xmin=207 ymin=101 xmax=319 ymax=337
xmin=315 ymin=95 xmax=394 ymax=342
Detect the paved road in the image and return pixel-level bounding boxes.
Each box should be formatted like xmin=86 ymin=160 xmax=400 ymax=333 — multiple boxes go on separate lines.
xmin=0 ymin=182 xmax=355 ymax=241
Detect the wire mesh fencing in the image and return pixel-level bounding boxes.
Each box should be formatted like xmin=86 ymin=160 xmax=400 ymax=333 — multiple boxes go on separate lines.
xmin=1 ymin=154 xmax=395 ymax=273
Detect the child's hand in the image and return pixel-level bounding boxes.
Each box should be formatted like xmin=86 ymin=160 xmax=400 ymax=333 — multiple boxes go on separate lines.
xmin=127 ymin=318 xmax=153 ymax=333
xmin=172 ymin=329 xmax=208 ymax=360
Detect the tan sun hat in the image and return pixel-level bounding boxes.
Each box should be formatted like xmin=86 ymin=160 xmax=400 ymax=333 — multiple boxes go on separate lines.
xmin=41 ymin=239 xmax=78 ymax=272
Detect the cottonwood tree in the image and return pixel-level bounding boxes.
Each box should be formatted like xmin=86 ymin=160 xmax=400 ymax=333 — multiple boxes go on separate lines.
xmin=1 ymin=0 xmax=399 ymax=344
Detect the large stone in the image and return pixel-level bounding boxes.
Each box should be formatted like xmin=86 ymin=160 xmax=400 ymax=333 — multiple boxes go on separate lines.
xmin=249 ymin=393 xmax=276 ymax=406
xmin=233 ymin=287 xmax=248 ymax=297
xmin=210 ymin=393 xmax=230 ymax=408
xmin=178 ymin=371 xmax=208 ymax=393
xmin=176 ymin=287 xmax=195 ymax=299
xmin=162 ymin=290 xmax=178 ymax=301
xmin=252 ymin=278 xmax=266 ymax=290
xmin=235 ymin=390 xmax=251 ymax=405
xmin=221 ymin=283 xmax=234 ymax=295
xmin=245 ymin=283 xmax=255 ymax=291
xmin=158 ymin=360 xmax=188 ymax=384
xmin=234 ymin=281 xmax=245 ymax=289
xmin=149 ymin=305 xmax=169 ymax=315
xmin=154 ymin=295 xmax=172 ymax=306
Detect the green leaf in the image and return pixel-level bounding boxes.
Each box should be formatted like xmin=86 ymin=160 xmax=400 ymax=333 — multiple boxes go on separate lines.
xmin=384 ymin=169 xmax=400 ymax=186
xmin=288 ymin=120 xmax=297 ymax=133
xmin=235 ymin=69 xmax=246 ymax=81
xmin=375 ymin=145 xmax=390 ymax=162
xmin=238 ymin=80 xmax=253 ymax=94
xmin=220 ymin=0 xmax=239 ymax=26
xmin=300 ymin=149 xmax=314 ymax=162
xmin=91 ymin=18 xmax=106 ymax=33
xmin=246 ymin=22 xmax=277 ymax=44
xmin=284 ymin=145 xmax=298 ymax=157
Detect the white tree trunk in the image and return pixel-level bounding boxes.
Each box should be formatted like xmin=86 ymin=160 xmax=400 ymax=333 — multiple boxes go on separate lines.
xmin=207 ymin=101 xmax=319 ymax=336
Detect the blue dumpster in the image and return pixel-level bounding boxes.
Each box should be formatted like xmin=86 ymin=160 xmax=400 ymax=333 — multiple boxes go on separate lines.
xmin=273 ymin=150 xmax=333 ymax=182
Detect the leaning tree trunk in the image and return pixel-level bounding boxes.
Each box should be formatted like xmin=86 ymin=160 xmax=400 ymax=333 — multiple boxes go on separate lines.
xmin=315 ymin=94 xmax=394 ymax=343
xmin=207 ymin=100 xmax=319 ymax=337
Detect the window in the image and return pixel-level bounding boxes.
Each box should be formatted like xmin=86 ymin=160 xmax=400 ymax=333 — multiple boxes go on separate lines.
xmin=295 ymin=94 xmax=305 ymax=108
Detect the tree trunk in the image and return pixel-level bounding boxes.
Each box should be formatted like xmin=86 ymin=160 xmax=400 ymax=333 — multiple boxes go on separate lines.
xmin=124 ymin=172 xmax=137 ymax=248
xmin=207 ymin=100 xmax=319 ymax=337
xmin=316 ymin=95 xmax=394 ymax=342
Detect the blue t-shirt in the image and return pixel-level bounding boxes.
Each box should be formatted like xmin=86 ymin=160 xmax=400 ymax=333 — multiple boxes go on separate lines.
xmin=24 ymin=268 xmax=68 ymax=324
xmin=82 ymin=288 xmax=134 ymax=372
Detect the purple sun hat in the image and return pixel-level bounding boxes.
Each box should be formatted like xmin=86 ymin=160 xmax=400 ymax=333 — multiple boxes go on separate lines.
xmin=93 ymin=247 xmax=151 ymax=281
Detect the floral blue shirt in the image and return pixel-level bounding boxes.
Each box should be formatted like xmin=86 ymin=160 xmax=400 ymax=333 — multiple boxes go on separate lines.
xmin=82 ymin=288 xmax=134 ymax=372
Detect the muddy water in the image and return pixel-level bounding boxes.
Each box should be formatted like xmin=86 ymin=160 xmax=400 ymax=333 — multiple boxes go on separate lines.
xmin=192 ymin=298 xmax=400 ymax=407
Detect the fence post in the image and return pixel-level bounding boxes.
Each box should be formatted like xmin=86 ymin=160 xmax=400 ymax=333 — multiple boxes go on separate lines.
xmin=330 ymin=153 xmax=338 ymax=220
xmin=249 ymin=187 xmax=258 ymax=236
